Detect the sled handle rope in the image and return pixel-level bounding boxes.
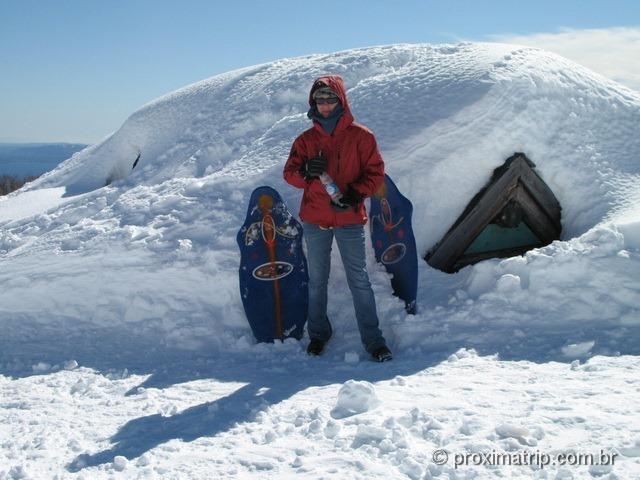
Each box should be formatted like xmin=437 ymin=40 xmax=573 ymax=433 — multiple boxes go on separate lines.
xmin=259 ymin=195 xmax=284 ymax=339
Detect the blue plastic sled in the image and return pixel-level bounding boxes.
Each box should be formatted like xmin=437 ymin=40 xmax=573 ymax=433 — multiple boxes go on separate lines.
xmin=237 ymin=186 xmax=308 ymax=342
xmin=369 ymin=175 xmax=418 ymax=314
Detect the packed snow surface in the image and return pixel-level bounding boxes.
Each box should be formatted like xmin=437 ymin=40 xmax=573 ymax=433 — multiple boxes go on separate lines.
xmin=2 ymin=350 xmax=638 ymax=479
xmin=1 ymin=43 xmax=639 ymax=478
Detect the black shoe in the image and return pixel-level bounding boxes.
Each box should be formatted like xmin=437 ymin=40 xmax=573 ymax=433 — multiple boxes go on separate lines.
xmin=372 ymin=346 xmax=393 ymax=362
xmin=307 ymin=338 xmax=326 ymax=356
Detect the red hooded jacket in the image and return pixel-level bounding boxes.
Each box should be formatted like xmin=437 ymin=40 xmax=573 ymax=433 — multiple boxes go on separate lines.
xmin=283 ymin=75 xmax=385 ymax=227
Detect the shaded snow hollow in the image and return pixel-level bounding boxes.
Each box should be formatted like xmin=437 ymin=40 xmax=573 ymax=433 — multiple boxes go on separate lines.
xmin=1 ymin=42 xmax=639 ymax=371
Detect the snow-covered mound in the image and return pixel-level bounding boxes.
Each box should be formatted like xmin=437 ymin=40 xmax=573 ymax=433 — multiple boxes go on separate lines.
xmin=1 ymin=43 xmax=639 ymax=374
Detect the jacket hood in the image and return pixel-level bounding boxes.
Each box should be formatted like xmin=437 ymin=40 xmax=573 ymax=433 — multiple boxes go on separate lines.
xmin=308 ymin=75 xmax=354 ymax=135
xmin=308 ymin=75 xmax=352 ymax=114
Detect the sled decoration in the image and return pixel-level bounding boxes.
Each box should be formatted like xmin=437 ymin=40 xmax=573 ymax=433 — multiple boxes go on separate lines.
xmin=237 ymin=186 xmax=308 ymax=342
xmin=370 ymin=175 xmax=418 ymax=314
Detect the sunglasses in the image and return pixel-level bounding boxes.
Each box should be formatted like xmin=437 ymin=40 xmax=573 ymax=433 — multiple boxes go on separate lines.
xmin=315 ymin=97 xmax=339 ymax=105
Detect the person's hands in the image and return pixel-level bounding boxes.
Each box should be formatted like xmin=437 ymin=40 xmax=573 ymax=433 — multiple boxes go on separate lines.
xmin=333 ymin=186 xmax=363 ymax=210
xmin=299 ymin=156 xmax=327 ymax=180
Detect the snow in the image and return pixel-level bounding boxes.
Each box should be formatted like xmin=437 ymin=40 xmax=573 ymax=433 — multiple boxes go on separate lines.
xmin=2 ymin=351 xmax=638 ymax=478
xmin=331 ymin=380 xmax=381 ymax=419
xmin=0 ymin=42 xmax=639 ymax=478
xmin=0 ymin=187 xmax=79 ymax=223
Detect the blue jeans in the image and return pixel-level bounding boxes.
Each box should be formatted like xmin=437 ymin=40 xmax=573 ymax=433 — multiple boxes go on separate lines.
xmin=303 ymin=222 xmax=386 ymax=354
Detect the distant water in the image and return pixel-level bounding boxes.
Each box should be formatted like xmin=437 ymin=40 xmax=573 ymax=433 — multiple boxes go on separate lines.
xmin=0 ymin=143 xmax=88 ymax=179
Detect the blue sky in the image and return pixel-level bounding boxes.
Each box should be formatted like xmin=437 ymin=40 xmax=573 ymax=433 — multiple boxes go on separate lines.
xmin=1 ymin=0 xmax=639 ymax=144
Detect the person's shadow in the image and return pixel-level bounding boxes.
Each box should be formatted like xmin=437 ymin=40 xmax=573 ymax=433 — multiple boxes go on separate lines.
xmin=64 ymin=316 xmax=637 ymax=473
xmin=66 ymin=344 xmax=449 ymax=473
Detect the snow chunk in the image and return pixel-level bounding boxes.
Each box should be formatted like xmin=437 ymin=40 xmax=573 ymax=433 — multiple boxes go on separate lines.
xmin=238 ymin=458 xmax=274 ymax=471
xmin=331 ymin=380 xmax=381 ymax=419
xmin=447 ymin=348 xmax=478 ymax=362
xmin=618 ymin=219 xmax=640 ymax=250
xmin=323 ymin=419 xmax=341 ymax=438
xmin=579 ymin=225 xmax=625 ymax=257
xmin=466 ymin=262 xmax=496 ymax=296
xmin=7 ymin=466 xmax=29 ymax=479
xmin=495 ymin=423 xmax=532 ymax=445
xmin=460 ymin=416 xmax=485 ymax=435
xmin=344 ymin=351 xmax=359 ymax=363
xmin=561 ymin=340 xmax=595 ymax=358
xmin=113 ymin=456 xmax=128 ymax=471
xmin=307 ymin=419 xmax=323 ymax=434
xmin=63 ymin=360 xmax=78 ymax=370
xmin=263 ymin=430 xmax=277 ymax=443
xmin=618 ymin=438 xmax=640 ymax=457
xmin=390 ymin=375 xmax=407 ymax=386
xmin=589 ymin=463 xmax=613 ymax=476
xmin=400 ymin=457 xmax=424 ymax=480
xmin=31 ymin=362 xmax=51 ymax=374
xmin=159 ymin=403 xmax=178 ymax=417
xmin=496 ymin=273 xmax=521 ymax=292
xmin=351 ymin=425 xmax=388 ymax=448
xmin=177 ymin=238 xmax=193 ymax=252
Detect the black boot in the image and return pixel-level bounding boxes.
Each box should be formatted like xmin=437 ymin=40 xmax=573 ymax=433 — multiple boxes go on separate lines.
xmin=372 ymin=346 xmax=393 ymax=362
xmin=307 ymin=338 xmax=327 ymax=356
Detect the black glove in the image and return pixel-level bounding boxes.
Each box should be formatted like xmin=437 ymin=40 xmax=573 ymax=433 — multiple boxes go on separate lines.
xmin=333 ymin=186 xmax=363 ymax=210
xmin=299 ymin=156 xmax=327 ymax=180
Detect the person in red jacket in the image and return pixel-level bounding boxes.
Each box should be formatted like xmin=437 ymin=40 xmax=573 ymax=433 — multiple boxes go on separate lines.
xmin=283 ymin=75 xmax=392 ymax=362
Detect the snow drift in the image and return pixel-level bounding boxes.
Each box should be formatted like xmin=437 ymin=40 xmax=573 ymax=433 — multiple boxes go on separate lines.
xmin=1 ymin=43 xmax=639 ymax=374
